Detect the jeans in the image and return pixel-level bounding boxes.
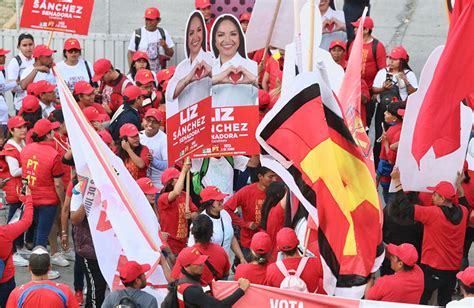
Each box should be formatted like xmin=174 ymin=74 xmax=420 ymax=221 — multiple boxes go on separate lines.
xmin=420 ymin=264 xmax=457 ymax=306
xmin=7 ymin=202 xmax=25 ymax=251
xmin=72 ymin=231 xmax=85 ymax=292
xmin=0 ymin=277 xmax=15 ymax=308
xmin=33 ymin=205 xmax=58 ymax=248
xmin=82 ymin=258 xmax=107 ymax=308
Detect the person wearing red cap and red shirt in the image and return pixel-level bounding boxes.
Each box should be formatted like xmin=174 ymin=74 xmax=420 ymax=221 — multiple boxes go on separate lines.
xmin=195 ymin=0 xmax=214 ymax=51
xmin=83 ymin=106 xmax=105 ymax=131
xmin=1 ymin=116 xmax=30 ymax=266
xmin=102 ymin=261 xmax=158 ymax=308
xmin=20 ymin=45 xmax=56 ymax=93
xmin=127 ymin=7 xmax=175 ymax=73
xmin=34 ymin=80 xmax=57 ymax=118
xmin=139 ymin=108 xmax=167 ymax=188
xmin=234 ymin=231 xmax=272 ymax=285
xmin=329 ymin=40 xmax=347 ymax=70
xmin=117 ymin=123 xmax=150 ymax=180
xmin=166 ymin=246 xmax=249 ymax=307
xmin=92 ymin=58 xmax=132 ymax=114
xmin=262 ymin=48 xmax=284 ymax=96
xmin=391 ymin=171 xmax=470 ymax=306
xmin=265 ymin=228 xmax=323 ymax=292
xmin=158 ymin=164 xmax=199 ymax=255
xmin=239 ymin=12 xmax=251 ymax=33
xmin=127 ymin=51 xmax=158 ymax=85
xmin=135 ymin=68 xmax=162 ymax=119
xmin=108 ymin=85 xmax=147 ymax=141
xmin=365 ymin=243 xmax=424 ymax=304
xmin=137 ymin=177 xmax=160 ymax=212
xmin=72 ymin=80 xmax=109 ymax=120
xmin=0 ymin=48 xmax=17 ymax=136
xmin=224 ymin=166 xmax=277 ymax=258
xmin=447 ymin=267 xmax=474 ymax=307
xmin=56 ymin=38 xmax=94 ymax=91
xmin=319 ymin=0 xmax=347 ymax=50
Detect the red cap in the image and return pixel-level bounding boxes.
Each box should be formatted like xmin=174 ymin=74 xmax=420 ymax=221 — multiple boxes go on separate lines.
xmin=258 ymin=90 xmax=271 ymax=109
xmin=144 ymin=7 xmax=160 ymax=19
xmin=427 ymin=181 xmax=456 ymax=201
xmin=119 ymin=123 xmax=139 ymax=138
xmin=137 ymin=177 xmax=160 ymax=195
xmin=457 ymin=267 xmax=474 ymax=288
xmin=26 ymin=82 xmax=39 ymax=96
xmin=195 ymin=0 xmax=211 ymax=9
xmin=98 ymin=129 xmax=113 ymax=144
xmin=119 ymin=261 xmax=151 ymax=283
xmin=156 ymin=67 xmax=175 ymax=83
xmin=83 ymin=106 xmax=102 ymax=122
xmin=74 ymin=80 xmax=95 ymax=95
xmin=123 ymin=85 xmax=147 ymax=101
xmin=277 ymin=227 xmax=299 ymax=252
xmin=144 ymin=108 xmax=164 ymax=122
xmin=132 ymin=51 xmax=149 ymax=62
xmin=33 ymin=119 xmax=60 ymax=137
xmin=386 ymin=243 xmax=418 ymax=266
xmin=240 ymin=13 xmax=251 ymax=22
xmin=20 ymin=95 xmax=41 ymax=114
xmin=135 ymin=69 xmax=155 ymax=85
xmin=389 ymin=46 xmax=409 ymax=61
xmin=7 ymin=116 xmax=29 ymax=130
xmin=92 ymin=59 xmax=112 ymax=82
xmin=250 ymin=232 xmax=272 ymax=254
xmin=177 ymin=247 xmax=208 ymax=267
xmin=63 ymin=38 xmax=81 ymax=51
xmin=162 ymin=80 xmax=169 ymax=91
xmin=32 ymin=45 xmax=56 ymax=58
xmin=329 ymin=40 xmax=346 ymax=51
xmin=200 ymin=186 xmax=228 ymax=202
xmin=35 ymin=80 xmax=56 ymax=94
xmin=0 ymin=48 xmax=10 ymax=56
xmin=161 ymin=167 xmax=180 ymax=185
xmin=351 ymin=16 xmax=374 ymax=30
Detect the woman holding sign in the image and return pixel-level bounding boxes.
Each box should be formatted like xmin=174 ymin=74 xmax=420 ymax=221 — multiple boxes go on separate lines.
xmin=166 ymin=11 xmax=213 ymax=117
xmin=211 ymin=14 xmax=258 ymax=107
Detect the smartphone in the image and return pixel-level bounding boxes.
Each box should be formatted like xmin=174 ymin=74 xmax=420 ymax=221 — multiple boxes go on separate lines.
xmin=385 ymin=73 xmax=392 ymax=82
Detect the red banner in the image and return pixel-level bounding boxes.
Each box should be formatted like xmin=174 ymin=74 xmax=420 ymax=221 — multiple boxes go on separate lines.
xmin=194 ymin=105 xmax=260 ymax=158
xmin=20 ymin=0 xmax=94 ymax=35
xmin=167 ymin=97 xmax=213 ymax=164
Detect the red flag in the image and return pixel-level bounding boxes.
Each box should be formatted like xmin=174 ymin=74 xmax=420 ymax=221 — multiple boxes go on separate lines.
xmin=412 ymin=0 xmax=474 ymax=164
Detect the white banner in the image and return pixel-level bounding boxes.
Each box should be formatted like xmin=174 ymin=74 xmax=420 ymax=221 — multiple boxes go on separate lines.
xmin=54 ymin=67 xmax=168 ymax=303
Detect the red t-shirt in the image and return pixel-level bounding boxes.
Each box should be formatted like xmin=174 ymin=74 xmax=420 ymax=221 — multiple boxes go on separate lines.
xmin=366 ymin=265 xmax=424 ymax=304
xmin=123 ymin=145 xmax=150 ymax=180
xmin=265 ymin=257 xmax=323 ymax=293
xmin=414 ymin=204 xmax=468 ymax=270
xmin=234 ymin=263 xmax=268 ymax=285
xmin=264 ymin=54 xmax=283 ymax=92
xmin=266 ymin=204 xmax=285 ymax=260
xmin=224 ymin=183 xmax=266 ymax=248
xmin=171 ymin=242 xmax=230 ymax=286
xmin=157 ymin=192 xmax=198 ymax=254
xmin=349 ymin=39 xmax=387 ymax=89
xmin=6 ymin=280 xmax=78 ymax=308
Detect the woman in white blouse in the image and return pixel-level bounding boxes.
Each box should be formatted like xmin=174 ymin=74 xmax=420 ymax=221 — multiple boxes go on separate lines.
xmin=211 ymin=14 xmax=258 ymax=107
xmin=166 ymin=11 xmax=213 ymax=117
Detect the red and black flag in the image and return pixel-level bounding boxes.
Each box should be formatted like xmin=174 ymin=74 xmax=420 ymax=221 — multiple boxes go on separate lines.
xmin=257 ymin=72 xmax=383 ymax=297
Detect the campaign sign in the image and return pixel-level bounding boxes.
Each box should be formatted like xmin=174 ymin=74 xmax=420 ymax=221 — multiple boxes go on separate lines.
xmin=194 ymin=105 xmax=260 ymax=158
xmin=167 ymin=97 xmax=212 ymax=164
xmin=20 ymin=0 xmax=95 ymax=35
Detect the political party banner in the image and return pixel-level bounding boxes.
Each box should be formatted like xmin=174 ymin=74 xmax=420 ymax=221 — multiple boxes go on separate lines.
xmin=212 ymin=281 xmax=432 ymax=308
xmin=20 ymin=0 xmax=94 ymax=35
xmin=395 ymin=46 xmax=471 ymax=193
xmin=55 ymin=67 xmax=168 ymax=303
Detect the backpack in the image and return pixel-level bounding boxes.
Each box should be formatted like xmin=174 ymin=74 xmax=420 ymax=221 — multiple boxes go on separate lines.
xmin=134 ymin=27 xmax=169 ymax=69
xmin=379 ymin=69 xmax=402 ymax=106
xmin=17 ymin=284 xmax=67 ymax=308
xmin=0 ymin=255 xmax=10 ymax=279
xmin=84 ymin=60 xmax=98 ymax=88
xmin=192 ymin=157 xmax=234 ymax=195
xmin=275 ymin=257 xmax=309 ymax=292
xmin=115 ymin=289 xmax=139 ymax=308
xmin=161 ymin=278 xmax=195 ymax=308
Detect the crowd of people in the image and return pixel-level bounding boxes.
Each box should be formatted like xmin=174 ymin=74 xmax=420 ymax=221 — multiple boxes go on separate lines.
xmin=0 ymin=0 xmax=473 ymax=307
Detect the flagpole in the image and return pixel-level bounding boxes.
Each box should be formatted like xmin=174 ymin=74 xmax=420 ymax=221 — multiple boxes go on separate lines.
xmin=307 ymin=0 xmax=315 ymax=71
xmin=258 ymin=0 xmax=283 ymax=75
xmin=46 ymin=31 xmax=54 ymax=48
xmin=303 ymin=225 xmax=311 ymax=257
xmin=185 ymin=156 xmax=191 ymax=213
xmin=293 ymin=0 xmax=303 ymax=72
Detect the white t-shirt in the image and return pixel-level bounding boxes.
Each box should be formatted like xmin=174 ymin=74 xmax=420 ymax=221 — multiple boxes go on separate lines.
xmin=187 ymin=210 xmax=234 ymax=256
xmin=128 ymin=26 xmax=175 ymax=73
xmin=40 ymin=102 xmax=56 ymax=118
xmin=139 ymin=130 xmax=168 ymax=188
xmin=191 ymin=156 xmax=249 ymax=199
xmin=21 ymin=66 xmax=56 ymax=86
xmin=211 ymin=53 xmax=258 ymax=108
xmin=56 ymin=59 xmax=93 ymax=91
xmin=446 ymin=297 xmax=474 ymax=307
xmin=126 ymin=71 xmax=158 ymax=85
xmin=6 ymin=53 xmax=34 ymax=111
xmin=373 ymin=68 xmax=418 ymax=101
xmin=0 ymin=72 xmax=17 ymax=124
xmin=166 ymin=49 xmax=213 ymax=117
xmin=320 ymin=8 xmax=347 ymax=51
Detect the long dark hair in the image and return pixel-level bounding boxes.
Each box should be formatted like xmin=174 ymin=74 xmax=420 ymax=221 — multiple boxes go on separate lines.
xmin=185 ymin=11 xmax=207 ymax=59
xmin=260 ymin=182 xmax=286 ymax=230
xmin=399 ymin=59 xmax=412 ymax=72
xmin=22 ymin=109 xmax=43 ymax=129
xmin=129 ymin=59 xmax=151 ymax=80
xmin=191 ymin=214 xmax=213 ymax=244
xmin=250 ymin=250 xmax=269 ymax=265
xmin=117 ymin=137 xmax=143 ymax=162
xmin=211 ymin=14 xmax=247 ymax=59
xmin=291 ymin=202 xmax=309 ymax=229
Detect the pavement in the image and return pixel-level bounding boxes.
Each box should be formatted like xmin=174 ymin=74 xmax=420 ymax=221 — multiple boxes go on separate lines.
xmin=1 ymin=0 xmax=468 ymax=302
